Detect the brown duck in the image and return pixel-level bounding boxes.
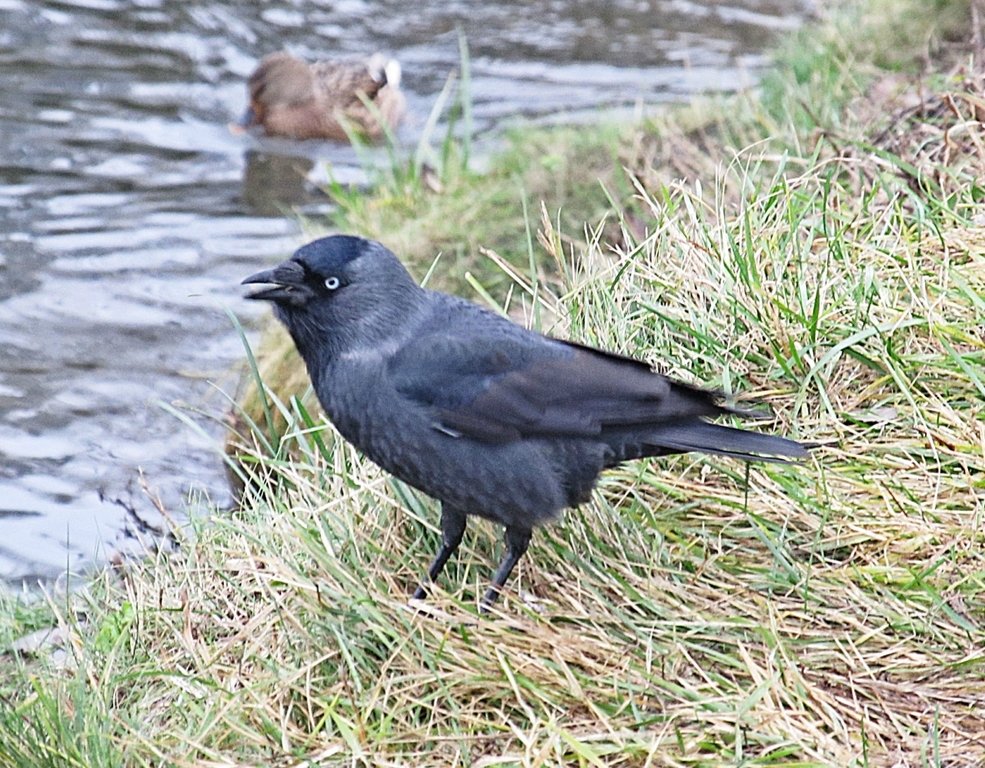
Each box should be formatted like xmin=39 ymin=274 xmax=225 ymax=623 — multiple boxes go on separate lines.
xmin=238 ymin=51 xmax=405 ymax=141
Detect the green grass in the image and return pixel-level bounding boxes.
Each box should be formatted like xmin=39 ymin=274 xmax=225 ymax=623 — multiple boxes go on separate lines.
xmin=2 ymin=0 xmax=984 ymax=765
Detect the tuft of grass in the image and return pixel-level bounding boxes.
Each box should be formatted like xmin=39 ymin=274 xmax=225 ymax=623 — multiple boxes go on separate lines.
xmin=329 ymin=120 xmax=626 ymax=293
xmin=2 ymin=0 xmax=984 ymax=765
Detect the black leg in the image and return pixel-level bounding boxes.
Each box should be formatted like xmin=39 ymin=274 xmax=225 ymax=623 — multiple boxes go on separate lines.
xmin=480 ymin=526 xmax=532 ymax=611
xmin=412 ymin=504 xmax=467 ymax=600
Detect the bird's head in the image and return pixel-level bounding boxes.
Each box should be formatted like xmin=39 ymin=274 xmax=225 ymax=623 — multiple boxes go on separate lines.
xmin=242 ymin=235 xmax=420 ymax=359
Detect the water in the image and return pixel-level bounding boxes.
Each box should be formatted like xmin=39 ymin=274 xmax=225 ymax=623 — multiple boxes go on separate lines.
xmin=0 ymin=0 xmax=809 ymax=585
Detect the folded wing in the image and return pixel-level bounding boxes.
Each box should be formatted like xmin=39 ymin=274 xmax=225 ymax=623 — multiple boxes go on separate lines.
xmin=390 ymin=332 xmax=734 ymax=441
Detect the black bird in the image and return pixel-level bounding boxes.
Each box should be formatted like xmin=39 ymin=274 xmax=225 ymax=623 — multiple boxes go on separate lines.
xmin=243 ymin=235 xmax=810 ymax=610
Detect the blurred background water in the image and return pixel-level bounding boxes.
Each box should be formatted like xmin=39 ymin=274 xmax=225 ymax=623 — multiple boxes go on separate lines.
xmin=0 ymin=0 xmax=810 ymax=586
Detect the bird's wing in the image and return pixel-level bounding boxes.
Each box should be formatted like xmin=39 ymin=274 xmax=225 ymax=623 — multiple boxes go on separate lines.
xmin=388 ymin=331 xmax=725 ymax=443
xmin=310 ymin=60 xmax=385 ymax=104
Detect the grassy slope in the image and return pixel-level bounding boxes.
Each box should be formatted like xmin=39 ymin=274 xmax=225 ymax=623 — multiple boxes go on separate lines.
xmin=2 ymin=0 xmax=984 ymax=765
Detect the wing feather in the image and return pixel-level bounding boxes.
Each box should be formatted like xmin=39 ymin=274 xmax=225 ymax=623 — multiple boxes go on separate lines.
xmin=389 ymin=332 xmax=725 ymax=443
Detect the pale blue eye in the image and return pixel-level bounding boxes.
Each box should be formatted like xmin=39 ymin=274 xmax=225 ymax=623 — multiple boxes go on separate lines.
xmin=325 ymin=276 xmax=340 ymax=290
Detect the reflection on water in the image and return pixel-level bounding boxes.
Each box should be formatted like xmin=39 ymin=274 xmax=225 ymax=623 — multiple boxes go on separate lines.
xmin=0 ymin=0 xmax=809 ymax=585
xmin=242 ymin=152 xmax=316 ymax=215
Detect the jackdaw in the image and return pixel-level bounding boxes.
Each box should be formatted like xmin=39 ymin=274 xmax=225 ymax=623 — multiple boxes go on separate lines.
xmin=243 ymin=235 xmax=810 ymax=609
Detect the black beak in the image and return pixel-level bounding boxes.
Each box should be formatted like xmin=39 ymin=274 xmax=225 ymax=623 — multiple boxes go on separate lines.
xmin=242 ymin=260 xmax=307 ymax=302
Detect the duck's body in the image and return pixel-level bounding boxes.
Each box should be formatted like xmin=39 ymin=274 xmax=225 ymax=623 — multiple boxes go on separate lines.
xmin=240 ymin=51 xmax=405 ymax=141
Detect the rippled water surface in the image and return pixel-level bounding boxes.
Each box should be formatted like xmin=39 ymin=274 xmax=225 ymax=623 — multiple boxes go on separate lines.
xmin=0 ymin=0 xmax=809 ymax=584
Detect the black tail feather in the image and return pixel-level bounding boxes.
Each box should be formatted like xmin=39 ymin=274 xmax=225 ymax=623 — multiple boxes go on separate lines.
xmin=644 ymin=421 xmax=811 ymax=464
